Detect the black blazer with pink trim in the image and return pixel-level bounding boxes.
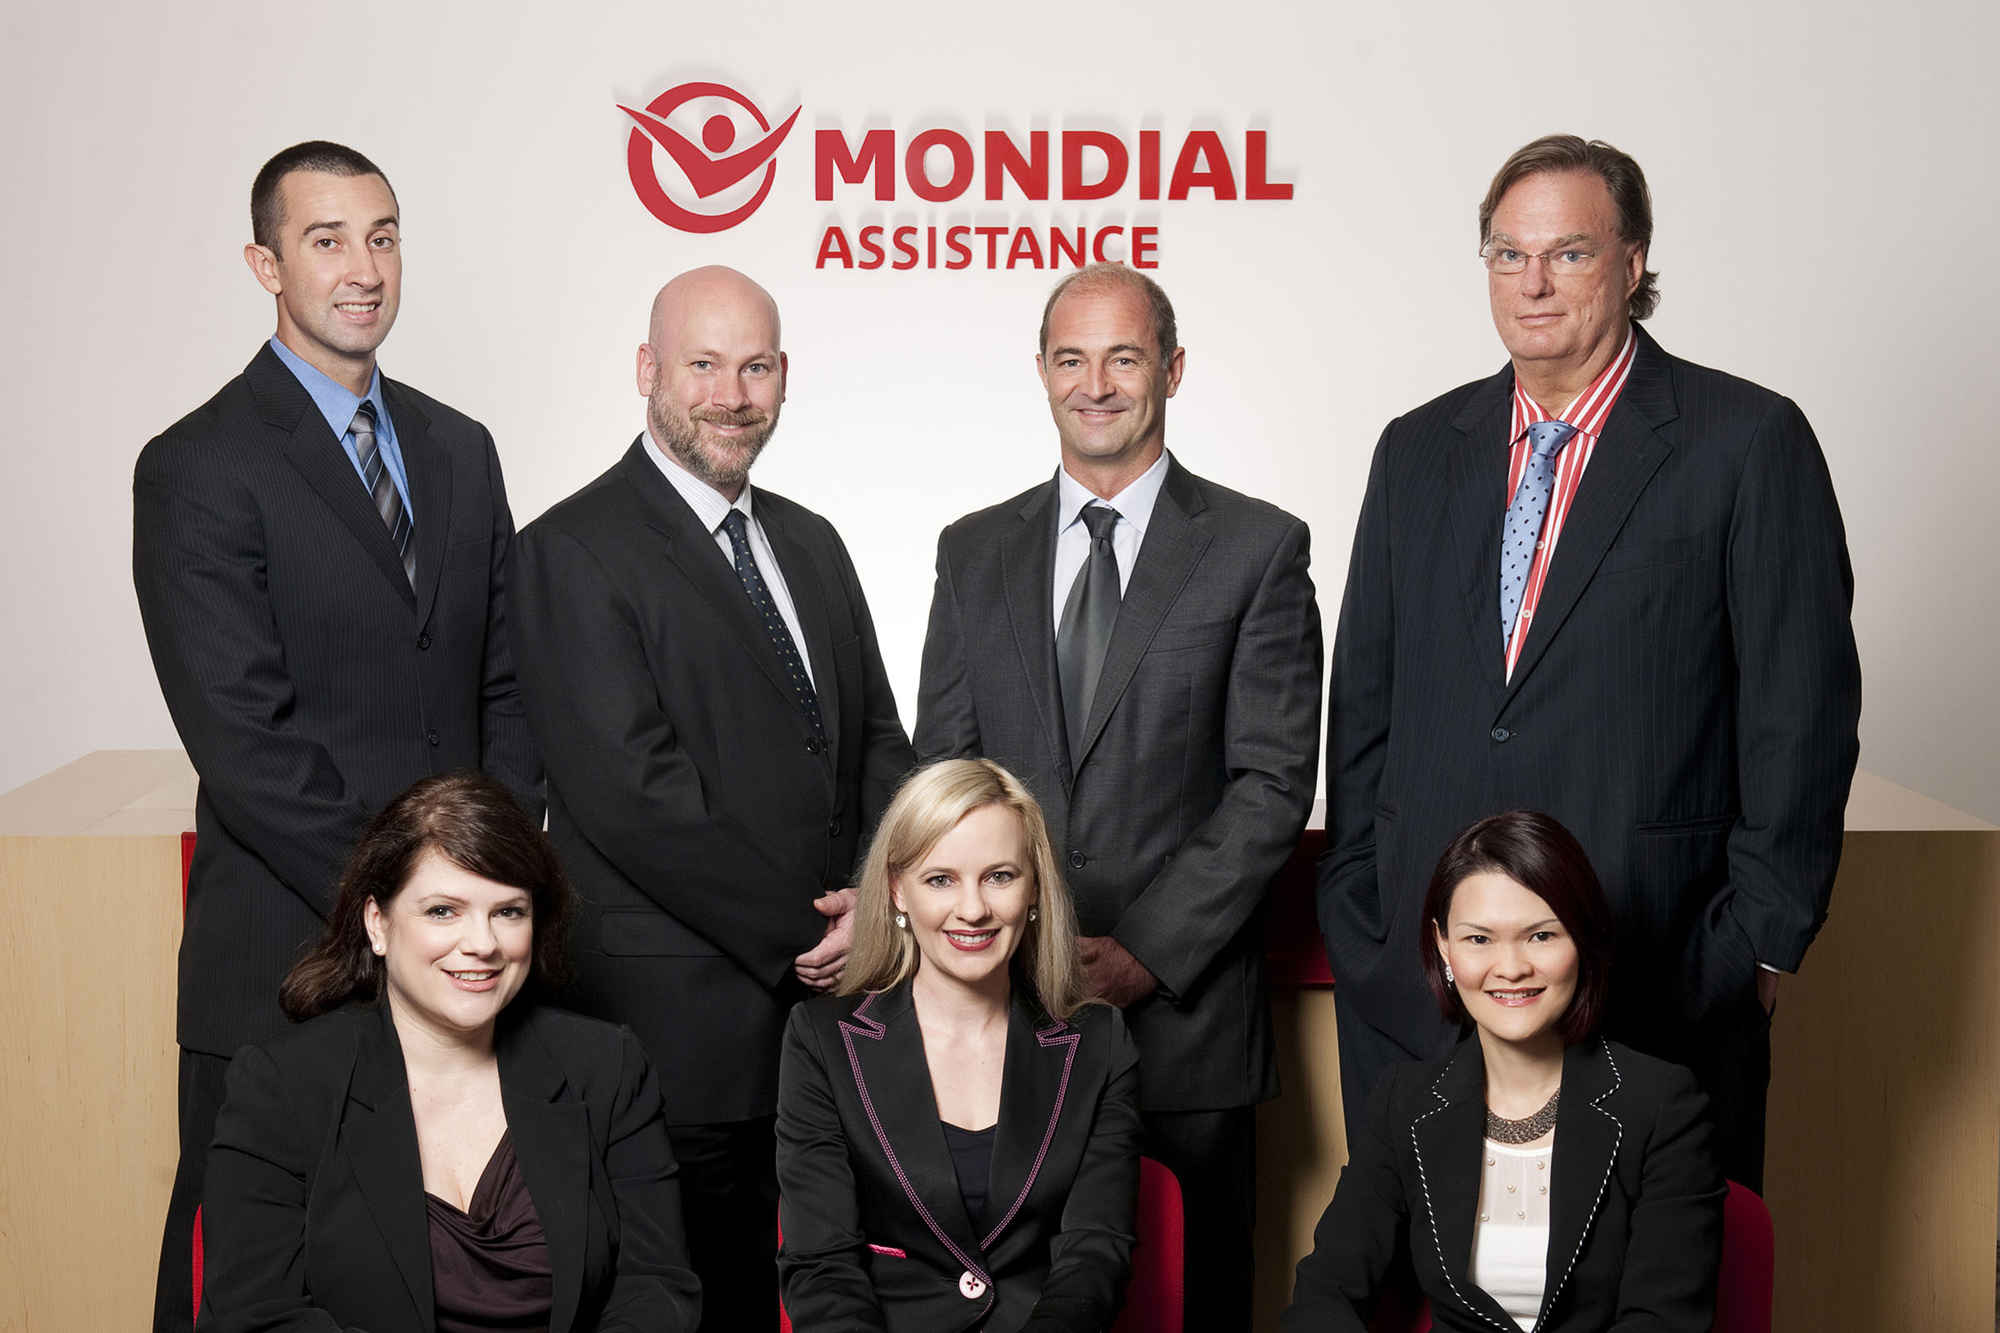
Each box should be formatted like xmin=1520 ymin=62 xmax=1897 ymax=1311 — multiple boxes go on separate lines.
xmin=1282 ymin=1037 xmax=1725 ymax=1333
xmin=776 ymin=980 xmax=1142 ymax=1332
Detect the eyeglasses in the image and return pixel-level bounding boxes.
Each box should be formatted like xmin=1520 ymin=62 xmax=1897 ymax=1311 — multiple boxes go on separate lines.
xmin=1479 ymin=243 xmax=1605 ymax=276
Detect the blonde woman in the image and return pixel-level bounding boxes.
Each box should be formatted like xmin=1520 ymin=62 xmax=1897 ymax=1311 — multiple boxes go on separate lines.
xmin=777 ymin=759 xmax=1142 ymax=1331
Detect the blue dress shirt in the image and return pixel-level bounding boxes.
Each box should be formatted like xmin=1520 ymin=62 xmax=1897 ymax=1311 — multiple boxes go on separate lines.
xmin=267 ymin=336 xmax=414 ymax=519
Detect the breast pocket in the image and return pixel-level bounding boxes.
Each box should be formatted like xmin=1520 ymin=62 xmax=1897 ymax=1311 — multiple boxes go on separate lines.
xmin=1147 ymin=614 xmax=1237 ymax=654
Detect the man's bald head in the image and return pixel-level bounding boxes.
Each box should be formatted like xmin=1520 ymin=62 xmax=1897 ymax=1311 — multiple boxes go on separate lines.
xmin=636 ymin=267 xmax=788 ymax=501
xmin=648 ymin=265 xmax=783 ymax=353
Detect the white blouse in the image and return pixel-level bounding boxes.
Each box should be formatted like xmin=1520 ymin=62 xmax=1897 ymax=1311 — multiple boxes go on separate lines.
xmin=1469 ymin=1136 xmax=1554 ymax=1330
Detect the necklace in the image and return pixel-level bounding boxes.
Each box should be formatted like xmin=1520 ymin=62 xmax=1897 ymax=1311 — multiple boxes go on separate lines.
xmin=1485 ymin=1086 xmax=1560 ymax=1144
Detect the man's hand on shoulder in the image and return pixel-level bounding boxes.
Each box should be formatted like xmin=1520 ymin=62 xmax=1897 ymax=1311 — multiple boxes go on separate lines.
xmin=794 ymin=888 xmax=857 ymax=992
xmin=1079 ymin=936 xmax=1158 ymax=1008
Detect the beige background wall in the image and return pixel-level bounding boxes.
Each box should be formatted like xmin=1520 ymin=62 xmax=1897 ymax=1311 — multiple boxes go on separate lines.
xmin=5 ymin=0 xmax=1999 ymax=822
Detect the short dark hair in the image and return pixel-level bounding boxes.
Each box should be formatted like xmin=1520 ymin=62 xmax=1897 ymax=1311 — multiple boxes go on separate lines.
xmin=251 ymin=140 xmax=395 ymax=252
xmin=1038 ymin=262 xmax=1179 ymax=363
xmin=279 ymin=773 xmax=572 ymax=1021
xmin=1417 ymin=810 xmax=1614 ymax=1044
xmin=1478 ymin=134 xmax=1660 ymax=321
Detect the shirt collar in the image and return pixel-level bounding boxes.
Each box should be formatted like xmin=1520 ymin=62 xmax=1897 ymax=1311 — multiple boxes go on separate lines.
xmin=267 ymin=335 xmax=390 ymax=443
xmin=643 ymin=426 xmax=755 ymax=533
xmin=1055 ymin=448 xmax=1171 ymax=537
xmin=1509 ymin=323 xmax=1636 ymax=446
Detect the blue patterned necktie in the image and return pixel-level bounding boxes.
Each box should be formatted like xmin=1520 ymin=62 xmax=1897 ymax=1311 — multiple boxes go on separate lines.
xmin=1498 ymin=420 xmax=1577 ymax=647
xmin=719 ymin=509 xmax=824 ymax=738
xmin=349 ymin=401 xmax=414 ymax=586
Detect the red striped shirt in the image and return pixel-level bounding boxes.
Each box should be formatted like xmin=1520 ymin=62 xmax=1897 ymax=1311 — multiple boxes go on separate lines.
xmin=1502 ymin=326 xmax=1637 ymax=681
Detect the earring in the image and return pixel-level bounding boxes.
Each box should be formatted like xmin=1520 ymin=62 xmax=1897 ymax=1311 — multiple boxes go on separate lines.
xmin=1444 ymin=962 xmax=1455 ymax=984
xmin=1028 ymin=907 xmax=1039 ymax=923
xmin=894 ymin=912 xmax=908 ymax=929
xmin=372 ymin=942 xmax=386 ymax=957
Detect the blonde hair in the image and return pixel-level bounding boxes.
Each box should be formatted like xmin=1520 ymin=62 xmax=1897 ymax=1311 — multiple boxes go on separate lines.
xmin=839 ymin=759 xmax=1091 ymax=1020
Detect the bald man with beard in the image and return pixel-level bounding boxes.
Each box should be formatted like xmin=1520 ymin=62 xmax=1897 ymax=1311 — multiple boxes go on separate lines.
xmin=512 ymin=267 xmax=915 ymax=1327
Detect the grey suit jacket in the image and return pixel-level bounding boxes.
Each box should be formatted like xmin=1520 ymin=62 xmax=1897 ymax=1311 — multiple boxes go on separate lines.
xmin=915 ymin=454 xmax=1322 ymax=1111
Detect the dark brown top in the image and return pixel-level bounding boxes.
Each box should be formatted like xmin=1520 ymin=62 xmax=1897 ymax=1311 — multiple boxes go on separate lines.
xmin=425 ymin=1129 xmax=553 ymax=1332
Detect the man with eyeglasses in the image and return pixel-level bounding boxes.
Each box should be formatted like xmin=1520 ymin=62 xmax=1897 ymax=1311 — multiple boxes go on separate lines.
xmin=1316 ymin=134 xmax=1859 ymax=1188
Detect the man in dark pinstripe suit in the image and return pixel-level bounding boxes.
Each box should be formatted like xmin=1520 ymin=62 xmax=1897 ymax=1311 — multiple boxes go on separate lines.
xmin=1317 ymin=135 xmax=1860 ymax=1189
xmin=133 ymin=142 xmax=541 ymax=1333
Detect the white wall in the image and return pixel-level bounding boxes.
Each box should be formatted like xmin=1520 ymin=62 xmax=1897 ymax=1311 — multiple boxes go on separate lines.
xmin=6 ymin=0 xmax=1996 ymax=821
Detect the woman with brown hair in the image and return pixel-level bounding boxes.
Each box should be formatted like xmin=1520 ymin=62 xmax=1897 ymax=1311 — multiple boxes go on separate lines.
xmin=197 ymin=773 xmax=700 ymax=1332
xmin=776 ymin=758 xmax=1142 ymax=1331
xmin=1284 ymin=810 xmax=1725 ymax=1331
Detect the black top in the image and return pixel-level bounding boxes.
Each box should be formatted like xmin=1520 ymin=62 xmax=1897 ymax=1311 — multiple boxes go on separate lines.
xmin=941 ymin=1120 xmax=997 ymax=1229
xmin=197 ymin=1002 xmax=701 ymax=1333
xmin=1282 ymin=1037 xmax=1725 ymax=1332
xmin=426 ymin=1130 xmax=553 ymax=1332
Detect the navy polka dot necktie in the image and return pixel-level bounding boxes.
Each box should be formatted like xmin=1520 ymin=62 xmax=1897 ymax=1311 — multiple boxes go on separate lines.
xmin=1498 ymin=420 xmax=1576 ymax=648
xmin=719 ymin=509 xmax=824 ymax=738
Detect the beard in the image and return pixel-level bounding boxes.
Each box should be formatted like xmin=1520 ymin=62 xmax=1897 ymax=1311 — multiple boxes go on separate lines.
xmin=649 ymin=393 xmax=778 ymax=492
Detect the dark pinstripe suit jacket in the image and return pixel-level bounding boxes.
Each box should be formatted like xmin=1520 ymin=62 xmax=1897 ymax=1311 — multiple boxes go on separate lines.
xmin=916 ymin=456 xmax=1323 ymax=1111
xmin=512 ymin=440 xmax=915 ymax=1124
xmin=134 ymin=344 xmax=542 ymax=1057
xmin=1317 ymin=324 xmax=1861 ymax=1059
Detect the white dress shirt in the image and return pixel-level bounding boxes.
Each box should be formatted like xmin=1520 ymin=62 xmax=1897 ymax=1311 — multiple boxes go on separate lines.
xmin=1050 ymin=449 xmax=1172 ymax=629
xmin=644 ymin=430 xmax=815 ymax=688
xmin=1469 ymin=1137 xmax=1554 ymax=1330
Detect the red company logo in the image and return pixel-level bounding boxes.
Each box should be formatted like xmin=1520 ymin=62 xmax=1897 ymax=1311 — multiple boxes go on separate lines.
xmin=618 ymin=81 xmax=802 ymax=233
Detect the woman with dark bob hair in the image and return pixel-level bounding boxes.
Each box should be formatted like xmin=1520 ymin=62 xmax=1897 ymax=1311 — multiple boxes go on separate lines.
xmin=1283 ymin=810 xmax=1725 ymax=1332
xmin=197 ymin=773 xmax=700 ymax=1332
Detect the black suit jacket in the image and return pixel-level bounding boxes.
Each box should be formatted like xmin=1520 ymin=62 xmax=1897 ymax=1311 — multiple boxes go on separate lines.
xmin=915 ymin=454 xmax=1322 ymax=1110
xmin=196 ymin=1001 xmax=701 ymax=1333
xmin=133 ymin=345 xmax=542 ymax=1057
xmin=512 ymin=441 xmax=915 ymax=1123
xmin=1283 ymin=1037 xmax=1724 ymax=1332
xmin=1319 ymin=326 xmax=1861 ymax=1058
xmin=776 ymin=981 xmax=1142 ymax=1332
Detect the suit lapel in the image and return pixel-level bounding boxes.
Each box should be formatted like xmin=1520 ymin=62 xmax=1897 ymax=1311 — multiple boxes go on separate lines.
xmin=1073 ymin=457 xmax=1213 ymax=771
xmin=1502 ymin=330 xmax=1679 ymax=701
xmin=999 ymin=479 xmax=1071 ymax=787
xmin=498 ymin=1013 xmax=590 ymax=1333
xmin=386 ymin=379 xmax=451 ymax=630
xmin=836 ymin=985 xmax=991 ymax=1280
xmin=1409 ymin=1041 xmax=1518 ymax=1330
xmin=1538 ymin=1040 xmax=1624 ymax=1329
xmin=981 ymin=989 xmax=1080 ymax=1250
xmin=1444 ymin=368 xmax=1514 ymax=697
xmin=758 ymin=498 xmax=842 ymax=764
xmin=339 ymin=1006 xmax=434 ymax=1329
xmin=252 ymin=347 xmax=416 ymax=612
xmin=617 ymin=442 xmax=811 ymax=721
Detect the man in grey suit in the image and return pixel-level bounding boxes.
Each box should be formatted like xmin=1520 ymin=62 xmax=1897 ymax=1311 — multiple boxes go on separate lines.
xmin=916 ymin=263 xmax=1323 ymax=1326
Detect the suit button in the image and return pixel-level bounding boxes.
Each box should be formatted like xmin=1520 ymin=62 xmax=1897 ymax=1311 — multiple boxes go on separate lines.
xmin=1490 ymin=727 xmax=1512 ymax=743
xmin=1067 ymin=850 xmax=1086 ymax=870
xmin=958 ymin=1271 xmax=987 ymax=1300
xmin=426 ymin=729 xmax=440 ymax=747
xmin=416 ymin=633 xmax=430 ymax=650
xmin=804 ymin=736 xmax=824 ymax=755
xmin=826 ymin=817 xmax=842 ymax=838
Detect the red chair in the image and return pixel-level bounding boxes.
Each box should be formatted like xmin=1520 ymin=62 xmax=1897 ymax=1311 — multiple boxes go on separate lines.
xmin=1368 ymin=1179 xmax=1773 ymax=1333
xmin=1715 ymin=1180 xmax=1774 ymax=1333
xmin=184 ymin=831 xmax=205 ymax=1322
xmin=777 ymin=1155 xmax=1184 ymax=1332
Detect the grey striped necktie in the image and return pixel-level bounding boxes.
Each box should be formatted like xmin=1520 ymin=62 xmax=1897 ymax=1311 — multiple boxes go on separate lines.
xmin=1056 ymin=504 xmax=1122 ymax=763
xmin=350 ymin=401 xmax=415 ymax=586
